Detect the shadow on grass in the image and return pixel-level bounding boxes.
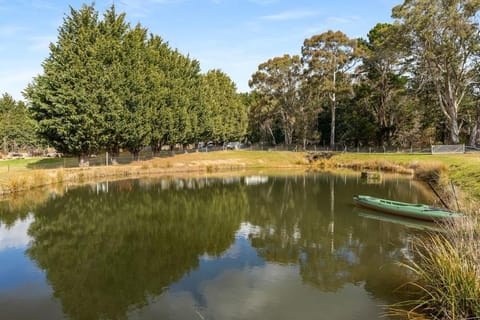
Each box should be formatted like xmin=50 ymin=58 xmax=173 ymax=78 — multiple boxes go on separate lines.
xmin=26 ymin=158 xmax=78 ymax=170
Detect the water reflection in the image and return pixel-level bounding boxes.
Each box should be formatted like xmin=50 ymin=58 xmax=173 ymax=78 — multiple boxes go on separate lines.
xmin=0 ymin=214 xmax=32 ymax=251
xmin=0 ymin=173 xmax=433 ymax=319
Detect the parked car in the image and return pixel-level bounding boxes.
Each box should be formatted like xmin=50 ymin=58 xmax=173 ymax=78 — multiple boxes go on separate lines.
xmin=225 ymin=141 xmax=242 ymax=150
xmin=46 ymin=152 xmax=63 ymax=158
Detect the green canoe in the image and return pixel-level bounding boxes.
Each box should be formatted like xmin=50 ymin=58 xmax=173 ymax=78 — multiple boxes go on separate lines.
xmin=353 ymin=195 xmax=463 ymax=222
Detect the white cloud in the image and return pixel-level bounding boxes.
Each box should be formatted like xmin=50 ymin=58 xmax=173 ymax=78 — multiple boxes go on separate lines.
xmin=0 ymin=215 xmax=33 ymax=251
xmin=261 ymin=9 xmax=319 ymax=21
xmin=128 ymin=264 xmax=384 ymax=319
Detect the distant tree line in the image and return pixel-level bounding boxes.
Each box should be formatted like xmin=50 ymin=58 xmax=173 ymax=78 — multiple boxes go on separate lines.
xmin=23 ymin=4 xmax=247 ymax=164
xmin=2 ymin=0 xmax=479 ymax=160
xmin=247 ymin=0 xmax=480 ymax=149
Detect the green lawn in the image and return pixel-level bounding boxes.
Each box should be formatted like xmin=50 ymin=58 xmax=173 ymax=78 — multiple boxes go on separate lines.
xmin=334 ymin=153 xmax=480 ymax=200
xmin=1 ymin=151 xmax=479 ymax=200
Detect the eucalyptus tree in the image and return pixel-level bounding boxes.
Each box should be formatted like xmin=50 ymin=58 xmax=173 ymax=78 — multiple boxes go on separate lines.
xmin=200 ymin=70 xmax=247 ymax=143
xmin=302 ymin=30 xmax=358 ymax=148
xmin=392 ymin=0 xmax=480 ymax=144
xmin=25 ymin=4 xmax=103 ymax=165
xmin=357 ymin=23 xmax=409 ymax=146
xmin=249 ymin=54 xmax=303 ymax=145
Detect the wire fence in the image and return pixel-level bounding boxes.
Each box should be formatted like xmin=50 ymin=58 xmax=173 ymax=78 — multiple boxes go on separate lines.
xmin=1 ymin=144 xmax=479 ymax=172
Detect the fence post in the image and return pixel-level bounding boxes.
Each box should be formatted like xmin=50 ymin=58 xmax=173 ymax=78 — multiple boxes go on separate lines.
xmin=106 ymin=151 xmax=108 ymax=167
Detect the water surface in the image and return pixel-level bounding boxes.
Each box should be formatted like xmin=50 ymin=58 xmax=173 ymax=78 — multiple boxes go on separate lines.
xmin=0 ymin=173 xmax=434 ymax=319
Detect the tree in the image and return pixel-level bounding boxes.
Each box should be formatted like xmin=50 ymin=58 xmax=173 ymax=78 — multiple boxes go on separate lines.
xmin=144 ymin=35 xmax=170 ymax=155
xmin=25 ymin=4 xmax=103 ymax=165
xmin=249 ymin=54 xmax=303 ymax=145
xmin=392 ymin=0 xmax=480 ymax=144
xmin=161 ymin=51 xmax=202 ymax=150
xmin=200 ymin=70 xmax=247 ymax=143
xmin=357 ymin=23 xmax=409 ymax=146
xmin=119 ymin=24 xmax=151 ymax=160
xmin=96 ymin=5 xmax=130 ymax=163
xmin=302 ymin=31 xmax=358 ymax=148
xmin=0 ymin=93 xmax=36 ymax=154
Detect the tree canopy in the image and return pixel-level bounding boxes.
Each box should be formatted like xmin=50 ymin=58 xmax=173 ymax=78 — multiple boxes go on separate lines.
xmin=24 ymin=4 xmax=247 ymax=163
xmin=248 ymin=0 xmax=480 ymax=149
xmin=5 ymin=0 xmax=480 ymax=154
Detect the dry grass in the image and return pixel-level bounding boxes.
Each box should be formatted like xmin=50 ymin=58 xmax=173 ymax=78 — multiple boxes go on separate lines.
xmin=0 ymin=151 xmax=307 ymax=195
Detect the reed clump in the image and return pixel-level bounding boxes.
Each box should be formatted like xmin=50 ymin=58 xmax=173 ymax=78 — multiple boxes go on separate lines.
xmin=333 ymin=159 xmax=412 ymax=175
xmin=409 ymin=161 xmax=447 ymax=184
xmin=390 ymin=215 xmax=480 ymax=319
xmin=7 ymin=176 xmax=28 ymax=192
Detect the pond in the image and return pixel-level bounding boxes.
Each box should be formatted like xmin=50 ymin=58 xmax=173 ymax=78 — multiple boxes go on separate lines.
xmin=0 ymin=173 xmax=436 ymax=320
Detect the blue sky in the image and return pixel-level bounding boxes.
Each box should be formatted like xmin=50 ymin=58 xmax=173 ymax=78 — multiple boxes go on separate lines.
xmin=0 ymin=0 xmax=399 ymax=101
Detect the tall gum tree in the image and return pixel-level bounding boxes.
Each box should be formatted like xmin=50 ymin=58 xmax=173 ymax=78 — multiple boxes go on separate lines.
xmin=302 ymin=31 xmax=358 ymax=149
xmin=249 ymin=54 xmax=303 ymax=145
xmin=392 ymin=0 xmax=480 ymax=144
xmin=357 ymin=23 xmax=408 ymax=146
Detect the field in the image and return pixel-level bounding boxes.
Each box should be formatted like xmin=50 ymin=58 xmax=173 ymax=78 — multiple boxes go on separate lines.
xmin=1 ymin=151 xmax=480 ymax=201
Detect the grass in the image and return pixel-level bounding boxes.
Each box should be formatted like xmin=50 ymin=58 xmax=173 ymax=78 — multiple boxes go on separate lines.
xmin=0 ymin=151 xmax=307 ymax=194
xmin=332 ymin=153 xmax=480 ymax=200
xmin=389 ymin=216 xmax=480 ymax=319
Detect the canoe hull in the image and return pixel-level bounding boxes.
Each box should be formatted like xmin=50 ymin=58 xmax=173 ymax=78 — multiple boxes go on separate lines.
xmin=353 ymin=195 xmax=462 ymax=222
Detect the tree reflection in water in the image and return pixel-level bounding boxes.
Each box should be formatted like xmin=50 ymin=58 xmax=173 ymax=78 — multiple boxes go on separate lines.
xmin=26 ymin=178 xmax=246 ymax=320
xmin=0 ymin=174 xmax=433 ymax=319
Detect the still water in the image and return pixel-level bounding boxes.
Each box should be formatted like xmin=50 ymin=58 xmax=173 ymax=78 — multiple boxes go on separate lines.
xmin=0 ymin=173 xmax=435 ymax=320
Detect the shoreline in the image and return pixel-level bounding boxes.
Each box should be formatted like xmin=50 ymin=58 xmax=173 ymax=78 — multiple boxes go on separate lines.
xmin=1 ymin=151 xmax=478 ymax=208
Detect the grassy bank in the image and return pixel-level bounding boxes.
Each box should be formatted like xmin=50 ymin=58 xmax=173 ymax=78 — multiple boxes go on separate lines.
xmin=330 ymin=153 xmax=480 ymax=202
xmin=3 ymin=151 xmax=480 ymax=200
xmin=0 ymin=151 xmax=307 ymax=195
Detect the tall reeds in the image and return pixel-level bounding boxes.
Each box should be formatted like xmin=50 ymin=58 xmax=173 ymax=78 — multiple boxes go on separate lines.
xmin=390 ymin=215 xmax=480 ymax=319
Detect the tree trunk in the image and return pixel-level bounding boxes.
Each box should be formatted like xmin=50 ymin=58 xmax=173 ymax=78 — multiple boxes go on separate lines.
xmin=131 ymin=150 xmax=140 ymax=161
xmin=471 ymin=107 xmax=480 ymax=146
xmin=2 ymin=137 xmax=7 ymax=154
xmin=151 ymin=142 xmax=162 ymax=157
xmin=330 ymin=58 xmax=337 ymax=149
xmin=108 ymin=147 xmax=120 ymax=165
xmin=450 ymin=118 xmax=460 ymax=144
xmin=330 ymin=99 xmax=336 ymax=149
xmin=266 ymin=125 xmax=276 ymax=145
xmin=468 ymin=121 xmax=477 ymax=147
